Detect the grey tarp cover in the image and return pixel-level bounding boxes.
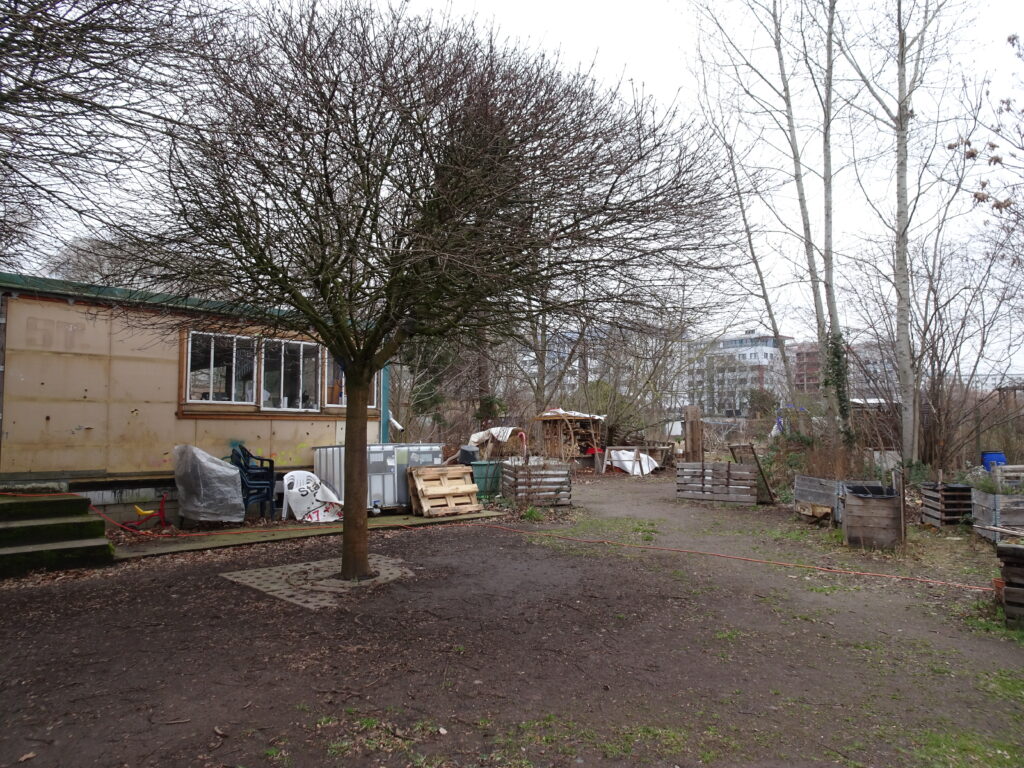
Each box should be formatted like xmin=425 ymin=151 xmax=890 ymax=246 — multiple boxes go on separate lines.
xmin=174 ymin=444 xmax=246 ymax=522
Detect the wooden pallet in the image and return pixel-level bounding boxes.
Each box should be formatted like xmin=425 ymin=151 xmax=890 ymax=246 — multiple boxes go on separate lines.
xmin=676 ymin=462 xmax=757 ymax=504
xmin=728 ymin=444 xmax=774 ymax=503
xmin=920 ymin=483 xmax=972 ymax=527
xmin=408 ymin=466 xmax=482 ymax=517
xmin=502 ymin=461 xmax=572 ymax=507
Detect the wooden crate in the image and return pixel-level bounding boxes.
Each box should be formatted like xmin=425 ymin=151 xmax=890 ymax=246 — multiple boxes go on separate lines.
xmin=676 ymin=462 xmax=757 ymax=504
xmin=997 ymin=543 xmax=1024 ymax=586
xmin=408 ymin=466 xmax=482 ymax=517
xmin=794 ymin=475 xmax=840 ymax=519
xmin=971 ymin=488 xmax=1024 ymax=542
xmin=501 ymin=460 xmax=571 ymax=507
xmin=920 ymin=483 xmax=973 ymax=527
xmin=842 ymin=486 xmax=903 ymax=549
xmin=997 ymin=543 xmax=1024 ymax=628
xmin=993 ymin=465 xmax=1024 ymax=487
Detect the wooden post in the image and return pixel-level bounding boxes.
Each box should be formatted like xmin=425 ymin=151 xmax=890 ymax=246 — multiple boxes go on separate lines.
xmin=684 ymin=406 xmax=704 ymax=463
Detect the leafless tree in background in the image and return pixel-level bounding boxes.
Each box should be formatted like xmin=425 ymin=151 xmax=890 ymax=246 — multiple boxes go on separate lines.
xmin=695 ymin=0 xmax=851 ymax=447
xmin=0 ymin=0 xmax=201 ymax=266
xmin=838 ymin=0 xmax=968 ymax=462
xmin=105 ymin=1 xmax=734 ymax=578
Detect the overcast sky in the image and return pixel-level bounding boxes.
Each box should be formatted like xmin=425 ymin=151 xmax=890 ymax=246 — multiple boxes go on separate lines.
xmin=405 ymin=0 xmax=1024 ymax=112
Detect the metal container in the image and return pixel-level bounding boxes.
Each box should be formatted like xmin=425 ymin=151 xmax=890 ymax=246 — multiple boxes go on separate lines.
xmin=313 ymin=443 xmax=442 ymax=511
xmin=394 ymin=443 xmax=444 ymax=506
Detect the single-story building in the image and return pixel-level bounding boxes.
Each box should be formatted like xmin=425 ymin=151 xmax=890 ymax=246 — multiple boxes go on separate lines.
xmin=0 ymin=273 xmax=389 ymax=518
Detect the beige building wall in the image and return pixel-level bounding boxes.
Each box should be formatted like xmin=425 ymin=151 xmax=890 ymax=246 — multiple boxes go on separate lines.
xmin=1 ymin=296 xmax=378 ymax=480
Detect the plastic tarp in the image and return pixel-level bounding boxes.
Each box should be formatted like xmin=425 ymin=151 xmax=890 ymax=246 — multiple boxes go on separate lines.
xmin=536 ymin=408 xmax=605 ymax=420
xmin=469 ymin=426 xmax=516 ymax=446
xmin=608 ymin=449 xmax=659 ymax=476
xmin=174 ymin=444 xmax=246 ymax=522
xmin=284 ymin=471 xmax=342 ymax=523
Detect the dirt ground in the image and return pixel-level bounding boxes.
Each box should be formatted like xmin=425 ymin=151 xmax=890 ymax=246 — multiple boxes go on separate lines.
xmin=1 ymin=473 xmax=1022 ymax=768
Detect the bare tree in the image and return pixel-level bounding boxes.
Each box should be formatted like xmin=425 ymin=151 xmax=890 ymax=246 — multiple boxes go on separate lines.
xmin=837 ymin=0 xmax=966 ymax=462
xmin=0 ymin=0 xmax=200 ymax=265
xmin=695 ymin=0 xmax=851 ymax=446
xmin=110 ymin=2 xmax=733 ymax=578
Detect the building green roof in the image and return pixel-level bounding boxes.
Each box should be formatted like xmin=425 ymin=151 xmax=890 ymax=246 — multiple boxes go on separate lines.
xmin=0 ymin=272 xmax=251 ymax=316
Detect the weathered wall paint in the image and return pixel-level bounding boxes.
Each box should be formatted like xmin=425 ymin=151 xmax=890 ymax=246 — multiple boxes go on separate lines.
xmin=1 ymin=296 xmax=380 ymax=479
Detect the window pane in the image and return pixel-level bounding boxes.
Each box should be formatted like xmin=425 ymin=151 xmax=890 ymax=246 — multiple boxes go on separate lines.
xmin=211 ymin=336 xmax=233 ymax=401
xmin=327 ymin=356 xmax=345 ymax=405
xmin=301 ymin=346 xmax=320 ymax=409
xmin=188 ymin=334 xmax=211 ymax=400
xmin=234 ymin=338 xmax=255 ymax=403
xmin=282 ymin=342 xmax=302 ymax=409
xmin=262 ymin=341 xmax=282 ymax=408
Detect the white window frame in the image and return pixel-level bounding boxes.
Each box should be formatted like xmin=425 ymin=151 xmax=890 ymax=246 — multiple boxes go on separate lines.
xmin=186 ymin=331 xmax=258 ymax=404
xmin=323 ymin=358 xmax=380 ymax=410
xmin=260 ymin=338 xmax=322 ymax=412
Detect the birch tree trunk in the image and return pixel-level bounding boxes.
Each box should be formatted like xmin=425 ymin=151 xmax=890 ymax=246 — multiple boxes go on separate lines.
xmin=817 ymin=0 xmax=853 ymax=448
xmin=893 ymin=0 xmax=918 ymax=463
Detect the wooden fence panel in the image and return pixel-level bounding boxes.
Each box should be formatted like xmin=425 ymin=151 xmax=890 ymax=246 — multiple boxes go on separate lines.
xmin=676 ymin=462 xmax=757 ymax=504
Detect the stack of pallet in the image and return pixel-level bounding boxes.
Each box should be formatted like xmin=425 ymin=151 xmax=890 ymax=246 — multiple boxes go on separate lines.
xmin=996 ymin=542 xmax=1024 ymax=629
xmin=677 ymin=462 xmax=757 ymax=505
xmin=408 ymin=466 xmax=482 ymax=517
xmin=501 ymin=459 xmax=571 ymax=507
xmin=920 ymin=483 xmax=972 ymax=527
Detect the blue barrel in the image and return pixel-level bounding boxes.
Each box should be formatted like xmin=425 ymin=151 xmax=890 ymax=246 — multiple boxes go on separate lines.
xmin=982 ymin=451 xmax=1008 ymax=471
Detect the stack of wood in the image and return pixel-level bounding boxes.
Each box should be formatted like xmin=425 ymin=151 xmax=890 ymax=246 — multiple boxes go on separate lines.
xmin=501 ymin=459 xmax=571 ymax=507
xmin=408 ymin=466 xmax=482 ymax=517
xmin=996 ymin=542 xmax=1024 ymax=629
xmin=920 ymin=483 xmax=972 ymax=527
xmin=534 ymin=410 xmax=603 ymax=462
xmin=677 ymin=462 xmax=757 ymax=505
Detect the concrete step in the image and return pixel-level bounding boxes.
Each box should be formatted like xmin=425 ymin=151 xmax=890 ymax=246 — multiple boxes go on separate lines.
xmin=0 ymin=515 xmax=106 ymax=548
xmin=0 ymin=537 xmax=113 ymax=578
xmin=0 ymin=495 xmax=91 ymax=521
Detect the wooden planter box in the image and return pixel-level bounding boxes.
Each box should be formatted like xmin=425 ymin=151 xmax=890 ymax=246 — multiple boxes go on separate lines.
xmin=501 ymin=459 xmax=571 ymax=507
xmin=676 ymin=462 xmax=757 ymax=504
xmin=842 ymin=485 xmax=903 ymax=549
xmin=996 ymin=543 xmax=1024 ymax=628
xmin=920 ymin=483 xmax=973 ymax=527
xmin=971 ymin=489 xmax=1024 ymax=542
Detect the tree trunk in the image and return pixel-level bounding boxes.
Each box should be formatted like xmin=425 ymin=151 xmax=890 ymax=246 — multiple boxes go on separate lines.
xmin=894 ymin=0 xmax=917 ymax=463
xmin=771 ymin=1 xmax=832 ymax=421
xmin=341 ymin=366 xmax=373 ymax=579
xmin=819 ymin=0 xmax=853 ymax=449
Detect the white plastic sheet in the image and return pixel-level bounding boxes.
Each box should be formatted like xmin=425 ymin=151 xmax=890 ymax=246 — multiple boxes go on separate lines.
xmin=608 ymin=449 xmax=659 ymax=476
xmin=282 ymin=470 xmax=342 ymax=523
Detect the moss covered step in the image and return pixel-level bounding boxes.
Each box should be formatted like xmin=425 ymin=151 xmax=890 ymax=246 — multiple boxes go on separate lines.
xmin=0 ymin=515 xmax=106 ymax=548
xmin=0 ymin=538 xmax=113 ymax=577
xmin=0 ymin=495 xmax=91 ymax=520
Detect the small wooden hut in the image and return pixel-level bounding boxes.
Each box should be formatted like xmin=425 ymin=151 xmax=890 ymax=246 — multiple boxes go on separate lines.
xmin=534 ymin=408 xmax=605 ymax=462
